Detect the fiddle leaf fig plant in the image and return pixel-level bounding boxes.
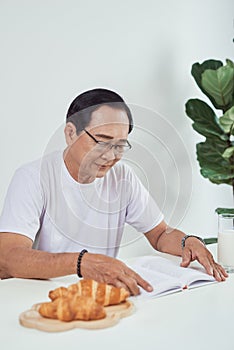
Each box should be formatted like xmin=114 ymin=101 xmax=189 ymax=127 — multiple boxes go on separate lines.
xmin=185 ymin=58 xmax=234 ymax=199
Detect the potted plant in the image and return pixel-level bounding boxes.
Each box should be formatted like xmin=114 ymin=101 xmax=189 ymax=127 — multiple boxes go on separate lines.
xmin=185 ymin=58 xmax=234 ymax=244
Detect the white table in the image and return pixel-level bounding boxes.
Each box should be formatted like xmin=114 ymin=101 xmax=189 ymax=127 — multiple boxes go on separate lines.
xmin=1 ymin=244 xmax=233 ymax=350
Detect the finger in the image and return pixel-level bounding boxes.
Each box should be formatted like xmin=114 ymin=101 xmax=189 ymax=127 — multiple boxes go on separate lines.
xmin=120 ymin=274 xmax=140 ymax=296
xmin=127 ymin=269 xmax=153 ymax=293
xmin=213 ymin=264 xmax=228 ymax=281
xmin=196 ymin=253 xmax=228 ymax=280
xmin=180 ymin=248 xmax=192 ymax=267
xmin=220 ymin=266 xmax=229 ymax=278
xmin=197 ymin=254 xmax=214 ymax=275
xmin=212 ymin=266 xmax=223 ymax=282
xmin=123 ymin=264 xmax=153 ymax=293
xmin=115 ymin=280 xmax=131 ymax=294
xmin=216 ymin=262 xmax=229 ymax=277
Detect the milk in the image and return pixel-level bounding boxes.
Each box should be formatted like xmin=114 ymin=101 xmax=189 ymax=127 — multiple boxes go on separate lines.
xmin=218 ymin=230 xmax=234 ymax=268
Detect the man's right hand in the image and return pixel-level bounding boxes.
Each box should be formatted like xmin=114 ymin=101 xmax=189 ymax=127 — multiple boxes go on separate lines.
xmin=81 ymin=253 xmax=153 ymax=296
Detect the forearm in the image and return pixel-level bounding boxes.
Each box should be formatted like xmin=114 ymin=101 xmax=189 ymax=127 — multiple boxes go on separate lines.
xmin=156 ymin=227 xmax=185 ymax=256
xmin=0 ymin=246 xmax=79 ymax=279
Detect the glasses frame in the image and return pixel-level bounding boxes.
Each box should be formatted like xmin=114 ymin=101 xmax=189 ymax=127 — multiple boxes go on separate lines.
xmin=83 ymin=128 xmax=132 ymax=155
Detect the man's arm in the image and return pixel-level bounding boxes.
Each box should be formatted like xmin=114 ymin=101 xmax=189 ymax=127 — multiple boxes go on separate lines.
xmin=0 ymin=232 xmax=79 ymax=279
xmin=144 ymin=220 xmax=228 ymax=282
xmin=0 ymin=232 xmax=152 ymax=295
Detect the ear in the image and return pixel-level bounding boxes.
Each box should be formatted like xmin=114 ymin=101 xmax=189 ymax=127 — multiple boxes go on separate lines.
xmin=64 ymin=122 xmax=78 ymax=145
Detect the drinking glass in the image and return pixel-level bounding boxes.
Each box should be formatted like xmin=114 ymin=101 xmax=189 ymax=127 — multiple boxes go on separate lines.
xmin=217 ymin=210 xmax=234 ymax=273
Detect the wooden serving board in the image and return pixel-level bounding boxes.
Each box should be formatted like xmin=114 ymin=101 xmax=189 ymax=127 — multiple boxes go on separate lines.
xmin=19 ymin=300 xmax=134 ymax=332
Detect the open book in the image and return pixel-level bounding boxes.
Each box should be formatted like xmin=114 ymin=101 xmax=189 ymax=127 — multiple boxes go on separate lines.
xmin=128 ymin=255 xmax=216 ymax=299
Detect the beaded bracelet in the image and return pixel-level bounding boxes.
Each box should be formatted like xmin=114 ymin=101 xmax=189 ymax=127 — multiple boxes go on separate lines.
xmin=77 ymin=249 xmax=88 ymax=278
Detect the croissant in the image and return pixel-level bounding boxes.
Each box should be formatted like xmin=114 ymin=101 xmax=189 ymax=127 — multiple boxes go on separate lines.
xmin=38 ymin=295 xmax=106 ymax=322
xmin=49 ymin=279 xmax=129 ymax=306
xmin=38 ymin=298 xmax=59 ymax=319
xmin=48 ymin=286 xmax=68 ymax=301
xmin=67 ymin=279 xmax=130 ymax=306
xmin=57 ymin=295 xmax=106 ymax=322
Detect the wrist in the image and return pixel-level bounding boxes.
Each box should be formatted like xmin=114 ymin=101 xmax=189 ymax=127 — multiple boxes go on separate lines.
xmin=181 ymin=235 xmax=205 ymax=249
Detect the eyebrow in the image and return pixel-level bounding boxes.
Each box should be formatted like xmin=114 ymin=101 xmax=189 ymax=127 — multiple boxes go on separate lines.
xmin=94 ymin=133 xmax=128 ymax=142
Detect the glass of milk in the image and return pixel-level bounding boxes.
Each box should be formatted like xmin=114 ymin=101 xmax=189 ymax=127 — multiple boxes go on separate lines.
xmin=217 ymin=210 xmax=234 ymax=273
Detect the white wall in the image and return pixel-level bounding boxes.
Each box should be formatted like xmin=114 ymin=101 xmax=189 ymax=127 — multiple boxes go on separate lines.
xmin=0 ymin=0 xmax=233 ymax=257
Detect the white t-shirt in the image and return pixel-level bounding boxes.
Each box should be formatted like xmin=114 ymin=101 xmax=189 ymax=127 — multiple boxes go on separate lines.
xmin=0 ymin=151 xmax=163 ymax=257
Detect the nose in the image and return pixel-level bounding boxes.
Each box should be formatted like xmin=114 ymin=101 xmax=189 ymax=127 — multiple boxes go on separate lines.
xmin=100 ymin=146 xmax=117 ymax=161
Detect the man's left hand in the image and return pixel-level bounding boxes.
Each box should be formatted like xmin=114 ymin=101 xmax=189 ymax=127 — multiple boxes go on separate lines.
xmin=180 ymin=237 xmax=228 ymax=281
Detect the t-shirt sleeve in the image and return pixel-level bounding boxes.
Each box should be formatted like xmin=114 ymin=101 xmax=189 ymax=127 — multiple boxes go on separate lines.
xmin=125 ymin=166 xmax=164 ymax=233
xmin=0 ymin=166 xmax=44 ymax=241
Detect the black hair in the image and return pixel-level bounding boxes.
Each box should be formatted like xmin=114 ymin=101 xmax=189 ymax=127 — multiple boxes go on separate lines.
xmin=66 ymin=88 xmax=133 ymax=134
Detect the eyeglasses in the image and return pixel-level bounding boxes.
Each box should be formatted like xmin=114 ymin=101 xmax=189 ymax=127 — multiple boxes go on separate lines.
xmin=83 ymin=129 xmax=132 ymax=155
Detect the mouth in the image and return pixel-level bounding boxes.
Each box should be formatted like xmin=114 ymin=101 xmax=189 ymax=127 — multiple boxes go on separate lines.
xmin=95 ymin=163 xmax=109 ymax=169
xmin=99 ymin=166 xmax=110 ymax=171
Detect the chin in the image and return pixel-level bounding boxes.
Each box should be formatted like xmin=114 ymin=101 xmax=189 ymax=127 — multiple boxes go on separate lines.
xmin=96 ymin=167 xmax=110 ymax=177
xmin=96 ymin=174 xmax=105 ymax=178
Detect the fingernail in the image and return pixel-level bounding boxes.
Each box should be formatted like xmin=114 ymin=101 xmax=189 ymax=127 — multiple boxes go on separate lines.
xmin=147 ymin=285 xmax=153 ymax=292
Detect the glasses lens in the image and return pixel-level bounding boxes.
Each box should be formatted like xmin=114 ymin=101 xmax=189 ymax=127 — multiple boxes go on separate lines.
xmin=115 ymin=145 xmax=128 ymax=154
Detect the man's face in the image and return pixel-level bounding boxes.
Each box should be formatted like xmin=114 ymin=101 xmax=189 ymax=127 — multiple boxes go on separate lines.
xmin=65 ymin=105 xmax=130 ymax=182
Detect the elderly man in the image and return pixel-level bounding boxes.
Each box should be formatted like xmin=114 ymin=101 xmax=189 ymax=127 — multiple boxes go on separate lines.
xmin=0 ymin=88 xmax=227 ymax=295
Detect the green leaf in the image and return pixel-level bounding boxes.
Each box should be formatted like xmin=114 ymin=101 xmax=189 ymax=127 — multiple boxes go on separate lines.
xmin=191 ymin=60 xmax=223 ymax=109
xmin=225 ymin=59 xmax=234 ymax=106
xmin=208 ymin=177 xmax=233 ymax=185
xmin=187 ymin=59 xmax=234 ymax=188
xmin=226 ymin=59 xmax=234 ymax=68
xmin=196 ymin=139 xmax=234 ymax=185
xmin=201 ymin=167 xmax=233 ymax=180
xmin=209 ymin=178 xmax=232 ymax=185
xmin=201 ymin=65 xmax=234 ymax=110
xmin=185 ymin=99 xmax=228 ymax=140
xmin=222 ymin=146 xmax=234 ymax=159
xmin=220 ymin=106 xmax=234 ymax=134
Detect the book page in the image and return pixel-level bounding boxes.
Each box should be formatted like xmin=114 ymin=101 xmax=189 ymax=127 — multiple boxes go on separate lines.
xmin=131 ymin=266 xmax=183 ymax=298
xmin=129 ymin=255 xmax=216 ymax=298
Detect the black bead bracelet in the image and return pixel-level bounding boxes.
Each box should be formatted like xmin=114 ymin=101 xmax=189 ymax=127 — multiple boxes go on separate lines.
xmin=77 ymin=249 xmax=88 ymax=278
